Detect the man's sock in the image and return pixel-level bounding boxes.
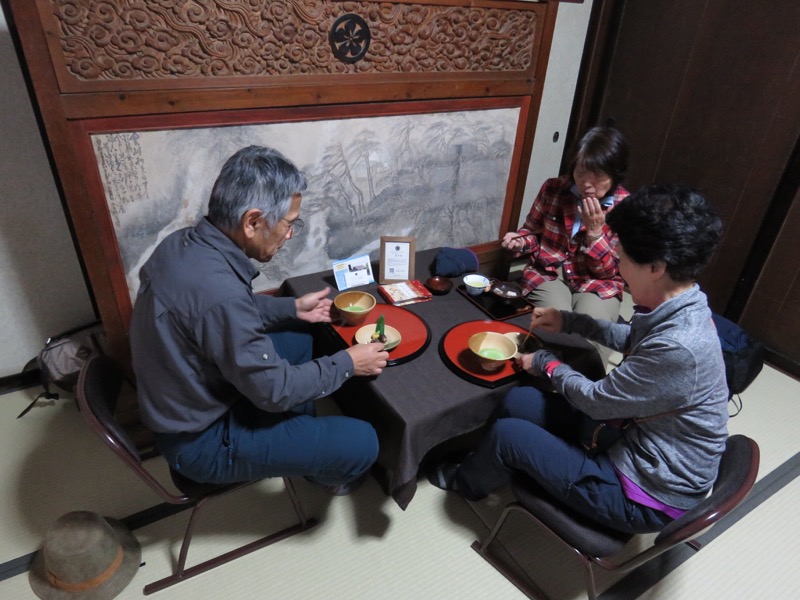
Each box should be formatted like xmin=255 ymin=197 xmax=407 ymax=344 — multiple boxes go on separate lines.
xmin=426 ymin=462 xmax=461 ymax=492
xmin=327 ymin=473 xmax=368 ymax=496
xmin=305 ymin=473 xmax=368 ymax=496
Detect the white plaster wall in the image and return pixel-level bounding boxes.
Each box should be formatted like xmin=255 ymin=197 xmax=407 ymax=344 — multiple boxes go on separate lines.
xmin=520 ymin=0 xmax=595 ymax=227
xmin=0 ymin=9 xmax=94 ymax=378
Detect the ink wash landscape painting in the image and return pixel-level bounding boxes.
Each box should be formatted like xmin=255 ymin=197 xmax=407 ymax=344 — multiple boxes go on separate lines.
xmin=91 ymin=107 xmax=519 ymax=298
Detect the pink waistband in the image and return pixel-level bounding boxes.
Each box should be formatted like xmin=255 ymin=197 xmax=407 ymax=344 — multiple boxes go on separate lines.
xmin=615 ymin=467 xmax=686 ymax=520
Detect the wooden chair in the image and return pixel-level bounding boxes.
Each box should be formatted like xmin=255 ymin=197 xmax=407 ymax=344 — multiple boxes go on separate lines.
xmin=76 ymin=354 xmax=317 ymax=595
xmin=471 ymin=434 xmax=760 ymax=600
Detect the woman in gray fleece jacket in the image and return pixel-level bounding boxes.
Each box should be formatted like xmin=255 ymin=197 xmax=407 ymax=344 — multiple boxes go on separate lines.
xmin=429 ymin=184 xmax=729 ymax=534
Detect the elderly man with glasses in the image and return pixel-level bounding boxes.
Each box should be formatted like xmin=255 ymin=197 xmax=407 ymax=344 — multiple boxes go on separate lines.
xmin=130 ymin=146 xmax=388 ymax=496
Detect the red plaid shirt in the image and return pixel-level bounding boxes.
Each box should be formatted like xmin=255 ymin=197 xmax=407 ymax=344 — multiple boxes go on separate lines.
xmin=515 ymin=177 xmax=628 ymax=300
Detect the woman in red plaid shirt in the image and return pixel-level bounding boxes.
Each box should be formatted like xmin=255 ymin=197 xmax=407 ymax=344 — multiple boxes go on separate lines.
xmin=502 ymin=127 xmax=629 ymax=366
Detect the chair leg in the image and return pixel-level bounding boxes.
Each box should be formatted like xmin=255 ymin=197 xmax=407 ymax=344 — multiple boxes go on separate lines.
xmin=471 ymin=503 xmax=552 ymax=600
xmin=175 ymin=495 xmax=211 ymax=576
xmin=143 ymin=479 xmax=317 ymax=595
xmin=479 ymin=501 xmax=514 ymax=552
xmin=686 ymin=539 xmax=703 ymax=551
xmin=283 ymin=476 xmax=310 ymax=527
xmin=579 ymin=561 xmax=598 ymax=600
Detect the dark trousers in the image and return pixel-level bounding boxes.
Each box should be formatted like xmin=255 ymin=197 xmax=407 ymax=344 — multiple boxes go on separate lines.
xmin=155 ymin=328 xmax=378 ymax=486
xmin=455 ymin=386 xmax=672 ymax=534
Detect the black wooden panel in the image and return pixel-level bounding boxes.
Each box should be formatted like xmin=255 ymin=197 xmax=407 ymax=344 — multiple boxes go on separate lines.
xmin=741 ymin=179 xmax=800 ymax=371
xmin=597 ymin=0 xmax=705 ymax=188
xmin=596 ymin=0 xmax=800 ymax=313
xmin=648 ymin=0 xmax=800 ymax=310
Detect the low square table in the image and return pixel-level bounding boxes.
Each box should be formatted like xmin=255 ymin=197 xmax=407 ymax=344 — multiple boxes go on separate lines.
xmin=281 ymin=248 xmax=604 ymax=509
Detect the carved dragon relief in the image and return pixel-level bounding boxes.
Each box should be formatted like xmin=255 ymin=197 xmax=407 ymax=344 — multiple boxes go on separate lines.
xmin=46 ymin=0 xmax=538 ymax=81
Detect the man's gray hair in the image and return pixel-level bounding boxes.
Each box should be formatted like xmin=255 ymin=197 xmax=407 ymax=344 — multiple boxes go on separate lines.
xmin=207 ymin=146 xmax=307 ymax=232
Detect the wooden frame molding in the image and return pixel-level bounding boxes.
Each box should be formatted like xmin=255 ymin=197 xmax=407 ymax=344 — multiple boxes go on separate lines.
xmin=6 ymin=0 xmax=565 ymax=368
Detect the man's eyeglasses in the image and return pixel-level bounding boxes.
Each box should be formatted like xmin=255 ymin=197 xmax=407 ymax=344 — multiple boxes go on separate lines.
xmin=262 ymin=216 xmax=305 ymax=235
xmin=282 ymin=217 xmax=304 ymax=235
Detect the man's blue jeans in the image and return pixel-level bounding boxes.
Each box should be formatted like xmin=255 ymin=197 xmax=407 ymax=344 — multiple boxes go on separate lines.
xmin=154 ymin=328 xmax=378 ymax=486
xmin=455 ymin=386 xmax=672 ymax=534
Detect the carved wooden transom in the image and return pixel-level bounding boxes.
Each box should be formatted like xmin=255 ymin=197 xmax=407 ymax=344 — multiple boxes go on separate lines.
xmin=46 ymin=0 xmax=538 ymax=80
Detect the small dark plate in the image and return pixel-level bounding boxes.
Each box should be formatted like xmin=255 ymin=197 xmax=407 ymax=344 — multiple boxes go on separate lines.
xmin=425 ymin=276 xmax=454 ymax=295
xmin=490 ymin=280 xmax=525 ymax=301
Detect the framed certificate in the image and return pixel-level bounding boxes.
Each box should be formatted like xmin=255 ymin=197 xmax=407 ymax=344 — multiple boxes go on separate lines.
xmin=379 ymin=236 xmax=415 ymax=283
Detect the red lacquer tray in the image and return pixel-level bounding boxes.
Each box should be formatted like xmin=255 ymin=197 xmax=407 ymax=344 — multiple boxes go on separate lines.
xmin=439 ymin=320 xmax=528 ymax=387
xmin=329 ymin=304 xmax=431 ymax=366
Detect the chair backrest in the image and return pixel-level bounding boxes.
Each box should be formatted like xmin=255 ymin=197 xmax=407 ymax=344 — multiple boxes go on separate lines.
xmin=655 ymin=434 xmax=759 ymax=545
xmin=76 ymin=354 xmax=188 ymax=504
xmin=77 ymin=355 xmax=138 ymax=456
xmin=511 ymin=433 xmax=760 ymax=559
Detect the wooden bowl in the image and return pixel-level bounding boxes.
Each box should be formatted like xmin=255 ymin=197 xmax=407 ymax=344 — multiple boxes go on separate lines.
xmin=468 ymin=331 xmax=517 ymax=371
xmin=355 ymin=324 xmax=402 ymax=351
xmin=425 ymin=276 xmax=454 ymax=295
xmin=333 ymin=291 xmax=376 ymax=326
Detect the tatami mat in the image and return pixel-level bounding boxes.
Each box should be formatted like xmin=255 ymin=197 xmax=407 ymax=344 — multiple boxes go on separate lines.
xmin=636 ymin=477 xmax=800 ymax=599
xmin=0 ymin=361 xmax=798 ymax=599
xmin=725 ymin=365 xmax=800 ymax=475
xmin=0 ymin=388 xmax=171 ymax=563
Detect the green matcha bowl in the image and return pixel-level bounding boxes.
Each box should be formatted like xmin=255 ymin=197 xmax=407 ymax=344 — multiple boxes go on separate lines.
xmin=468 ymin=331 xmax=517 ymax=372
xmin=334 ymin=291 xmax=376 ymax=326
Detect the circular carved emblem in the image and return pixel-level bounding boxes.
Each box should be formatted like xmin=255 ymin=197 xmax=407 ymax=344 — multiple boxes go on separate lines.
xmin=329 ymin=14 xmax=371 ymax=64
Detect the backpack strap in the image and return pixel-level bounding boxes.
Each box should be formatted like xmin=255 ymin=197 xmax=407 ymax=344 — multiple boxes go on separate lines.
xmin=632 ymin=404 xmax=695 ymax=425
xmin=16 ymin=357 xmax=60 ymax=418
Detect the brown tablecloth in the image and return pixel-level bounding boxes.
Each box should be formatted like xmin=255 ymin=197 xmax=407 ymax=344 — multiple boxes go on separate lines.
xmin=281 ymin=248 xmax=604 ymax=509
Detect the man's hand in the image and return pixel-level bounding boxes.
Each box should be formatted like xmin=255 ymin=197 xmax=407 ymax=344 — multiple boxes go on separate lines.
xmin=296 ymin=288 xmax=333 ymax=323
xmin=346 ymin=343 xmax=389 ymax=377
xmin=529 ymin=306 xmax=562 ymax=333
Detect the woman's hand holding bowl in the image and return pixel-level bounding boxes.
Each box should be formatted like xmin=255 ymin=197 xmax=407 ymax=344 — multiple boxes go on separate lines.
xmin=515 ymin=348 xmax=560 ymax=377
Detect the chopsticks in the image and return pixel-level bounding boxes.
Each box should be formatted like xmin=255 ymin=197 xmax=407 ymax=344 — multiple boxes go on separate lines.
xmin=506 ymin=233 xmax=531 ymax=244
xmin=522 ymin=323 xmax=534 ymax=349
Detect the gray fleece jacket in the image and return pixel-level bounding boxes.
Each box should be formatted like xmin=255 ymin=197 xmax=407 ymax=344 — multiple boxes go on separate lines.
xmin=552 ymin=285 xmax=729 ymax=509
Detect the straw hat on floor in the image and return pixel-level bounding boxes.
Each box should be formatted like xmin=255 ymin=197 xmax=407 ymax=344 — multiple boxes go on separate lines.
xmin=29 ymin=511 xmax=141 ymax=600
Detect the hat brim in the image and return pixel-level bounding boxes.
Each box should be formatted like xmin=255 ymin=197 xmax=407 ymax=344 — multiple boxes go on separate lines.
xmin=29 ymin=518 xmax=141 ymax=600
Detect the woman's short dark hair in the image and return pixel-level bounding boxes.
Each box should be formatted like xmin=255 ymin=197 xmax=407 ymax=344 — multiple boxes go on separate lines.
xmin=606 ymin=183 xmax=723 ymax=282
xmin=566 ymin=126 xmax=629 ymax=191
